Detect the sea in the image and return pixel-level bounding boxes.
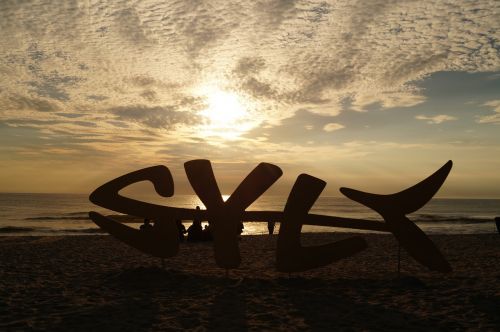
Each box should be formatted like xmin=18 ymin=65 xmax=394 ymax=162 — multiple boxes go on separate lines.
xmin=0 ymin=193 xmax=499 ymax=236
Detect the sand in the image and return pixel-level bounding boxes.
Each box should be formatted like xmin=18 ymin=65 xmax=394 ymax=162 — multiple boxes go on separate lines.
xmin=1 ymin=233 xmax=499 ymax=331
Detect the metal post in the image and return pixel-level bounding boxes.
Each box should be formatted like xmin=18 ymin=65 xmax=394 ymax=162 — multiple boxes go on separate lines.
xmin=397 ymin=242 xmax=401 ymax=279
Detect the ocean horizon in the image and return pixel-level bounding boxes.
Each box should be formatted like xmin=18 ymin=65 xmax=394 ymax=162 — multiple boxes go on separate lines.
xmin=1 ymin=192 xmax=498 ymax=236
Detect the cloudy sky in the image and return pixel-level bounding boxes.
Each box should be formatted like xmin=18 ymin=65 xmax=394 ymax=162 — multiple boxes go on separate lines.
xmin=0 ymin=0 xmax=499 ymax=197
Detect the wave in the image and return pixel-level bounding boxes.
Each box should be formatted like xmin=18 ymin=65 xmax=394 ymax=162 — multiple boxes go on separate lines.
xmin=24 ymin=212 xmax=140 ymax=222
xmin=0 ymin=226 xmax=37 ymax=233
xmin=0 ymin=226 xmax=105 ymax=234
xmin=412 ymin=214 xmax=494 ymax=223
xmin=59 ymin=228 xmax=105 ymax=234
xmin=25 ymin=216 xmax=90 ymax=221
xmin=24 ymin=211 xmax=97 ymax=221
xmin=22 ymin=213 xmax=496 ymax=224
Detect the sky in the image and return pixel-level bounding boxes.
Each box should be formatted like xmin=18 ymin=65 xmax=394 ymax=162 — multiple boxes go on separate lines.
xmin=0 ymin=0 xmax=499 ymax=198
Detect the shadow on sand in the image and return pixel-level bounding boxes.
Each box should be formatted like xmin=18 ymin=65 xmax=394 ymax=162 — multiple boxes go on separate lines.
xmin=48 ymin=267 xmax=462 ymax=331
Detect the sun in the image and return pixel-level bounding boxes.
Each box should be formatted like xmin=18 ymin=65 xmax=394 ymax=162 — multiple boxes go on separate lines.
xmin=198 ymin=86 xmax=256 ymax=139
xmin=203 ymin=89 xmax=247 ymax=127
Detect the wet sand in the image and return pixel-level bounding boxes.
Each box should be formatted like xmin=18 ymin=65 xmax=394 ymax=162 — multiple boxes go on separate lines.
xmin=1 ymin=233 xmax=499 ymax=331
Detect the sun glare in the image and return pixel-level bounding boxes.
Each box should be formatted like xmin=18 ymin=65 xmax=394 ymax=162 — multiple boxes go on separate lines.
xmin=197 ymin=86 xmax=257 ymax=139
xmin=204 ymin=90 xmax=247 ymax=127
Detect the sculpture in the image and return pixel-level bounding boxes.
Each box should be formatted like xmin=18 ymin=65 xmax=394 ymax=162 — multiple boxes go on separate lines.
xmin=89 ymin=159 xmax=453 ymax=274
xmin=276 ymin=174 xmax=367 ymax=272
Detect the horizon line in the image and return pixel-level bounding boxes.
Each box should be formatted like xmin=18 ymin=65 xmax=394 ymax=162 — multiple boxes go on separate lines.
xmin=1 ymin=192 xmax=499 ymax=200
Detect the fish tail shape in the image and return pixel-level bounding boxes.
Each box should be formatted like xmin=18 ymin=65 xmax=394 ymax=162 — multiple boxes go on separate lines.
xmin=340 ymin=160 xmax=453 ymax=273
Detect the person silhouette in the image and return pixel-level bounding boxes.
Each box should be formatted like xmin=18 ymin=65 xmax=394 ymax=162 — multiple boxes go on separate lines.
xmin=202 ymin=224 xmax=213 ymax=241
xmin=237 ymin=221 xmax=244 ymax=239
xmin=495 ymin=217 xmax=500 ymax=234
xmin=267 ymin=221 xmax=275 ymax=235
xmin=140 ymin=218 xmax=153 ymax=231
xmin=187 ymin=206 xmax=203 ymax=242
xmin=176 ymin=219 xmax=187 ymax=242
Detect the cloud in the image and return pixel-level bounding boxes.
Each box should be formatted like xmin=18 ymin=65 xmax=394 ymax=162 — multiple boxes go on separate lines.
xmin=482 ymin=100 xmax=500 ymax=112
xmin=351 ymin=91 xmax=426 ymax=112
xmin=383 ymin=54 xmax=448 ymax=87
xmin=155 ymin=1 xmax=240 ymax=58
xmin=126 ymin=75 xmax=177 ymax=89
xmin=140 ymin=90 xmax=158 ymax=102
xmin=86 ymin=95 xmax=108 ymax=102
xmin=243 ymin=109 xmax=345 ymax=145
xmin=26 ymin=71 xmax=84 ymax=101
xmin=71 ymin=120 xmax=98 ymax=128
xmin=415 ymin=115 xmax=458 ymax=124
xmin=1 ymin=119 xmax=62 ymax=127
xmin=477 ymin=100 xmax=500 ymax=124
xmin=256 ymin=0 xmax=299 ymax=27
xmin=323 ymin=123 xmax=345 ymax=132
xmin=233 ymin=57 xmax=266 ymax=77
xmin=55 ymin=113 xmax=84 ymax=119
xmin=1 ymin=1 xmax=498 ymax=110
xmin=106 ymin=120 xmax=130 ymax=128
xmin=240 ymin=77 xmax=278 ymax=100
xmin=7 ymin=95 xmax=59 ymax=112
xmin=114 ymin=8 xmax=155 ymax=45
xmin=108 ymin=105 xmax=204 ymax=129
xmin=0 ymin=0 xmax=499 ymax=162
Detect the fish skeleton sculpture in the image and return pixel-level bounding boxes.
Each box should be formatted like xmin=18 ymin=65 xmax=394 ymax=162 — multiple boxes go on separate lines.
xmin=89 ymin=159 xmax=453 ymax=273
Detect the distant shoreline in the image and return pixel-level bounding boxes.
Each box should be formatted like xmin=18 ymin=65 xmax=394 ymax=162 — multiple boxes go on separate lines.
xmin=1 ymin=193 xmax=498 ymax=236
xmin=2 ymin=192 xmax=500 ymax=200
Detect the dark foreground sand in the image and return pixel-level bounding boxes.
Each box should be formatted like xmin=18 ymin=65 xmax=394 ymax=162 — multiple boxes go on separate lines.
xmin=1 ymin=233 xmax=499 ymax=331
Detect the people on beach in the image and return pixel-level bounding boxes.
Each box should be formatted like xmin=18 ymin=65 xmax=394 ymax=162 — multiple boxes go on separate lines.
xmin=185 ymin=206 xmax=217 ymax=242
xmin=202 ymin=224 xmax=213 ymax=241
xmin=187 ymin=220 xmax=203 ymax=242
xmin=140 ymin=218 xmax=153 ymax=231
xmin=176 ymin=219 xmax=186 ymax=242
xmin=267 ymin=221 xmax=275 ymax=235
xmin=237 ymin=221 xmax=244 ymax=239
xmin=177 ymin=205 xmax=245 ymax=242
xmin=187 ymin=206 xmax=203 ymax=242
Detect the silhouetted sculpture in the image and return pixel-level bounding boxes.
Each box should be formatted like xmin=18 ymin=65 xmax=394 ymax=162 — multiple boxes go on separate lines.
xmin=340 ymin=161 xmax=453 ymax=273
xmin=90 ymin=212 xmax=179 ymax=258
xmin=184 ymin=160 xmax=282 ymax=269
xmin=277 ymin=174 xmax=367 ymax=272
xmin=267 ymin=221 xmax=275 ymax=235
xmin=88 ymin=159 xmax=453 ymax=274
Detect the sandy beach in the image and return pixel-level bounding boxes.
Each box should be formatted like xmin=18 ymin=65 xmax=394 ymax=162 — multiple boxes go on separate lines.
xmin=1 ymin=233 xmax=499 ymax=331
